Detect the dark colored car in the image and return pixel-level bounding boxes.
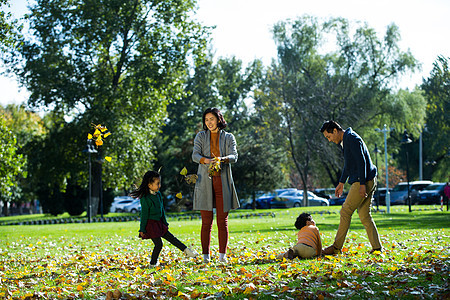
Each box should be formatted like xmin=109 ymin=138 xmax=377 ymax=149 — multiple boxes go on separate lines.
xmin=328 ymin=192 xmax=347 ymax=206
xmin=251 ymin=189 xmax=297 ymax=209
xmin=387 ymin=181 xmax=432 ymax=205
xmin=372 ymin=188 xmax=392 ymax=206
xmin=312 ymin=188 xmax=335 ymax=200
xmin=415 ymin=183 xmax=446 ymax=205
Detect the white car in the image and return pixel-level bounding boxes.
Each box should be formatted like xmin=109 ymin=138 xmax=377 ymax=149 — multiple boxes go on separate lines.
xmin=110 ymin=196 xmax=134 ymax=213
xmin=123 ymin=199 xmax=141 ymax=214
xmin=274 ymin=190 xmax=329 ymax=207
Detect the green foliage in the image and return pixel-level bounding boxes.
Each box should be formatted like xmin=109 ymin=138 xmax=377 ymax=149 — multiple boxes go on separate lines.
xmin=154 ymin=54 xmax=267 ymax=203
xmin=8 ymin=0 xmax=209 ymax=212
xmin=0 ymin=116 xmax=26 ymax=209
xmin=0 ymin=0 xmax=22 ymax=56
xmin=255 ymin=16 xmax=420 ymax=189
xmin=421 ymin=56 xmax=450 ymax=181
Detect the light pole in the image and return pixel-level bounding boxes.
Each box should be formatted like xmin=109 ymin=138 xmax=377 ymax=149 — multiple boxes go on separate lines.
xmin=401 ymin=129 xmax=412 ymax=213
xmin=83 ymin=139 xmax=97 ymax=223
xmin=375 ymin=125 xmax=393 ymax=213
xmin=373 ymin=144 xmax=381 ymax=211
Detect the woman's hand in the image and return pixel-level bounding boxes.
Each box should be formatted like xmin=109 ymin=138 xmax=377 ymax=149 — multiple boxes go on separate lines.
xmin=139 ymin=232 xmax=145 ymax=238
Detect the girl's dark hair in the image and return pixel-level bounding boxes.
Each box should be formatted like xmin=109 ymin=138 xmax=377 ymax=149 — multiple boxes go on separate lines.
xmin=202 ymin=107 xmax=227 ymax=131
xmin=320 ymin=120 xmax=343 ymax=133
xmin=129 ymin=170 xmax=160 ymax=199
xmin=295 ymin=212 xmax=313 ymax=230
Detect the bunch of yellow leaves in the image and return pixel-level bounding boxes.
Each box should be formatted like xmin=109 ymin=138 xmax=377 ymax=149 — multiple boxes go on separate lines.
xmin=88 ymin=123 xmax=111 ymax=147
xmin=87 ymin=123 xmax=112 ymax=162
xmin=208 ymin=157 xmax=221 ymax=179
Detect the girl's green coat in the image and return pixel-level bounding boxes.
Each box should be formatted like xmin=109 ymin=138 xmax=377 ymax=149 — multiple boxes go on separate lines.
xmin=139 ymin=192 xmax=168 ymax=233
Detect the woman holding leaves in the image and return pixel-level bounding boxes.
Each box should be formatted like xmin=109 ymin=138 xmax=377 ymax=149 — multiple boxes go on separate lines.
xmin=192 ymin=107 xmax=239 ymax=264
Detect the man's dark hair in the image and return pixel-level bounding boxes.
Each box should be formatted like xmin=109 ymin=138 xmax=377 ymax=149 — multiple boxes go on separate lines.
xmin=295 ymin=212 xmax=313 ymax=230
xmin=320 ymin=120 xmax=343 ymax=133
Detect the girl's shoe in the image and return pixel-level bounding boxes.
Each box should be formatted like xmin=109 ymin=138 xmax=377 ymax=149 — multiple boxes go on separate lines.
xmin=218 ymin=257 xmax=228 ymax=264
xmin=183 ymin=248 xmax=198 ymax=258
xmin=218 ymin=253 xmax=227 ymax=264
xmin=149 ymin=262 xmax=159 ymax=268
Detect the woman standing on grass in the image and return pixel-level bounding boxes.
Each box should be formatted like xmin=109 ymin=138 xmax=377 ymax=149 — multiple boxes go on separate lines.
xmin=192 ymin=107 xmax=239 ymax=264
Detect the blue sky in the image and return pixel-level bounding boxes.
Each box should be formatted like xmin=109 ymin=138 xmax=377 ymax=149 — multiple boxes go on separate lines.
xmin=1 ymin=0 xmax=449 ymax=106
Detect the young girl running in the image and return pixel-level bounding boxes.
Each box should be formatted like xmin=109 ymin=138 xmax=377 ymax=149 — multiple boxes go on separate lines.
xmin=130 ymin=170 xmax=198 ymax=266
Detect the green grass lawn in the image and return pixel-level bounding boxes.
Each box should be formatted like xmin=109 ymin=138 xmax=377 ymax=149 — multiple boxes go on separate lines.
xmin=1 ymin=206 xmax=449 ymax=299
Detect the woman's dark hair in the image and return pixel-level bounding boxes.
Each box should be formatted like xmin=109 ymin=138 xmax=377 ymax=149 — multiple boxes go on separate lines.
xmin=320 ymin=120 xmax=343 ymax=133
xmin=129 ymin=170 xmax=160 ymax=199
xmin=202 ymin=107 xmax=227 ymax=131
xmin=295 ymin=212 xmax=313 ymax=230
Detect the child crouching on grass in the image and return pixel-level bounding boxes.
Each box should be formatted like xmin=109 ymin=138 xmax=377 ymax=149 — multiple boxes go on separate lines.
xmin=277 ymin=212 xmax=322 ymax=260
xmin=130 ymin=170 xmax=198 ymax=267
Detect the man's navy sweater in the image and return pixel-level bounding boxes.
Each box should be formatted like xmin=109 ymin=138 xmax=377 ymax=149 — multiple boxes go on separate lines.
xmin=339 ymin=128 xmax=377 ymax=185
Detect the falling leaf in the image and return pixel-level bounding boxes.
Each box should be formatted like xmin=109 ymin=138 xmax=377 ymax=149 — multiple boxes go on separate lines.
xmin=185 ymin=174 xmax=198 ymax=185
xmin=180 ymin=167 xmax=188 ymax=176
xmin=176 ymin=193 xmax=182 ymax=199
xmin=105 ymin=156 xmax=112 ymax=162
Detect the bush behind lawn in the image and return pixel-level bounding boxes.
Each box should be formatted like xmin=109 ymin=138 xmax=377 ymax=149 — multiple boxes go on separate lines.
xmin=0 ymin=206 xmax=449 ymax=299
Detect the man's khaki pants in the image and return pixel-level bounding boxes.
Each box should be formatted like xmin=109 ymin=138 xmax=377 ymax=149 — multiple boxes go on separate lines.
xmin=333 ymin=178 xmax=382 ymax=250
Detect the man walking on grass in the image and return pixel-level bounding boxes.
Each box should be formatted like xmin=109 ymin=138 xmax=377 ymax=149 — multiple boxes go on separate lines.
xmin=320 ymin=120 xmax=382 ymax=255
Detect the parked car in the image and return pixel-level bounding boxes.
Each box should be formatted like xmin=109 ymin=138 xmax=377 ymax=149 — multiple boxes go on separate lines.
xmin=239 ymin=191 xmax=265 ymax=209
xmin=328 ymin=192 xmax=347 ymax=206
xmin=110 ymin=196 xmax=134 ymax=213
xmin=415 ymin=183 xmax=446 ymax=205
xmin=255 ymin=188 xmax=297 ymax=209
xmin=271 ymin=190 xmax=329 ymax=208
xmin=123 ymin=198 xmax=141 ymax=213
xmin=372 ymin=187 xmax=392 ymax=206
xmin=388 ymin=181 xmax=432 ymax=205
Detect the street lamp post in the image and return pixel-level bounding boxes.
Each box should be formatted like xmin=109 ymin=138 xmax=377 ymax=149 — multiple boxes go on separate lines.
xmin=375 ymin=124 xmax=392 ymax=213
xmin=401 ymin=129 xmax=412 ymax=213
xmin=83 ymin=139 xmax=98 ymax=223
xmin=374 ymin=144 xmax=381 ymax=211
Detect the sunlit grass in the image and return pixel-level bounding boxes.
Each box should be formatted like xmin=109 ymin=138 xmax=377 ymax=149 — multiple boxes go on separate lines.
xmin=0 ymin=206 xmax=448 ymax=299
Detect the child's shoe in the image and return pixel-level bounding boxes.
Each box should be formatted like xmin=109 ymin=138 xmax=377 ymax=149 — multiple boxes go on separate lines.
xmin=203 ymin=254 xmax=210 ymax=263
xmin=218 ymin=253 xmax=227 ymax=264
xmin=183 ymin=247 xmax=198 ymax=258
xmin=149 ymin=262 xmax=159 ymax=268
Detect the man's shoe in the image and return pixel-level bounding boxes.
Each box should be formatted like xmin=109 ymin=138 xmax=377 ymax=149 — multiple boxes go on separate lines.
xmin=322 ymin=245 xmax=340 ymax=255
xmin=287 ymin=248 xmax=295 ymax=260
xmin=183 ymin=247 xmax=198 ymax=258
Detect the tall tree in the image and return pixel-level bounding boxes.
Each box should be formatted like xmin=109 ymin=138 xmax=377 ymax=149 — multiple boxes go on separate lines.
xmin=255 ymin=16 xmax=419 ymax=203
xmin=8 ymin=0 xmax=209 ymax=215
xmin=421 ymin=56 xmax=450 ymax=181
xmin=154 ymin=55 xmax=268 ymax=209
xmin=0 ymin=116 xmax=26 ymax=216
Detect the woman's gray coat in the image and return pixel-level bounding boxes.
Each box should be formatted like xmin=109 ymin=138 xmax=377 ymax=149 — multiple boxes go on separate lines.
xmin=192 ymin=130 xmax=240 ymax=212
